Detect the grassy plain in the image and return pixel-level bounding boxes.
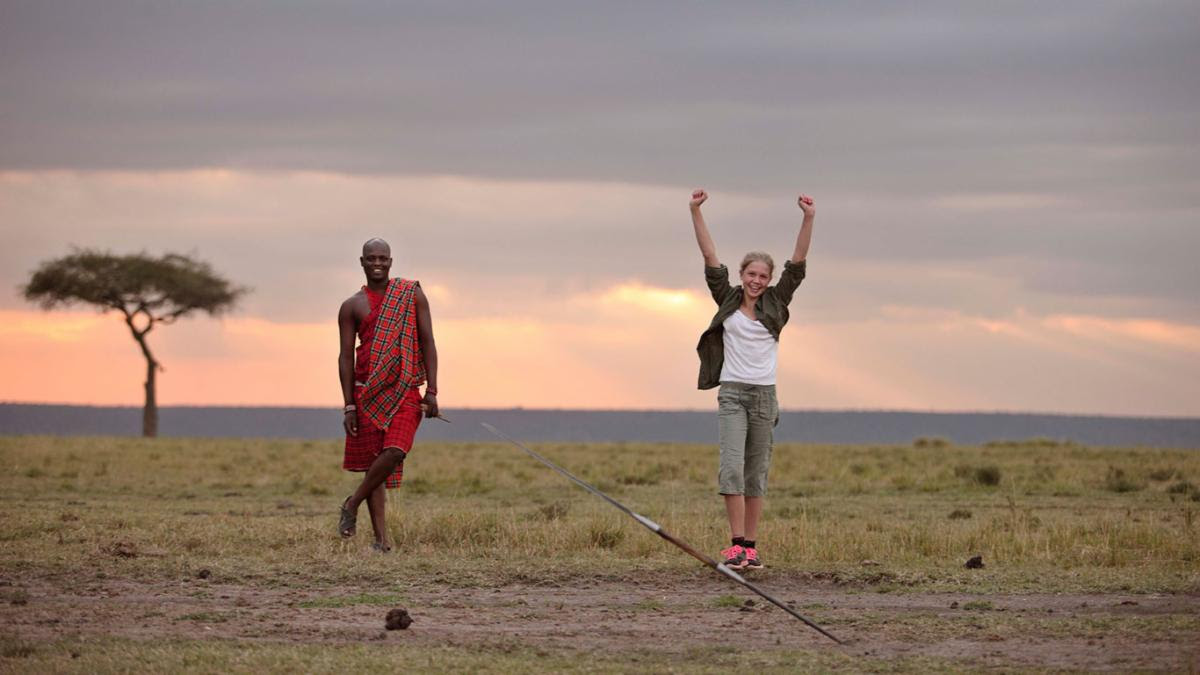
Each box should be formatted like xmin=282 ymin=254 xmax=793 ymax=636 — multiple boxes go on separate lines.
xmin=1 ymin=435 xmax=1198 ymax=672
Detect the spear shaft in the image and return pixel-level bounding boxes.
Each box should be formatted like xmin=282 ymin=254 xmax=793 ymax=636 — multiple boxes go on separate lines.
xmin=480 ymin=422 xmax=842 ymax=644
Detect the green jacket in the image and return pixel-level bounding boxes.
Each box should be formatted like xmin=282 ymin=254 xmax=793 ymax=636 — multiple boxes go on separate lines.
xmin=696 ymin=259 xmax=806 ymax=390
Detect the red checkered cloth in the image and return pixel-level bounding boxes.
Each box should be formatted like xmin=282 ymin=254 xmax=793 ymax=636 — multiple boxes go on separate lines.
xmin=344 ymin=387 xmax=423 ymax=488
xmin=360 ymin=278 xmax=426 ymax=430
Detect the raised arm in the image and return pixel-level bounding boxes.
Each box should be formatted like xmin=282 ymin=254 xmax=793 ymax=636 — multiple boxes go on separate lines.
xmin=690 ymin=189 xmax=720 ymax=268
xmin=773 ymin=194 xmax=816 ymax=305
xmin=790 ymin=193 xmax=816 ymax=263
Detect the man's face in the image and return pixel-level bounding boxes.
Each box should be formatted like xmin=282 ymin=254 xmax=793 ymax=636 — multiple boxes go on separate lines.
xmin=360 ymin=245 xmax=392 ymax=282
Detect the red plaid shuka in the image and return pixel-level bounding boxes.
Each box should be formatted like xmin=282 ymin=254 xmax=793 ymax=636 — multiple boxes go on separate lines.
xmin=360 ymin=278 xmax=426 ymax=431
xmin=345 ymin=387 xmax=422 ymax=488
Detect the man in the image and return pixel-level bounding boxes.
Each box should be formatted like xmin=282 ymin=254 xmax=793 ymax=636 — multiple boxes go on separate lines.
xmin=337 ymin=238 xmax=439 ymax=552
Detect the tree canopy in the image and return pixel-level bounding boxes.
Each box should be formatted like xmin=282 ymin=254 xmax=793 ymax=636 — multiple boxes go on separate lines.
xmin=23 ymin=249 xmax=248 ymax=328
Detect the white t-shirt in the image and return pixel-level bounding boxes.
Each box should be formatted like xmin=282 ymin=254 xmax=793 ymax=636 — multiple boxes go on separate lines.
xmin=719 ymin=310 xmax=778 ymax=385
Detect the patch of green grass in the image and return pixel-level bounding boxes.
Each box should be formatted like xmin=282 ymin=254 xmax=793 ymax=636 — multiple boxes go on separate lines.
xmin=176 ymin=611 xmax=231 ymax=623
xmin=712 ymin=594 xmax=742 ymax=608
xmin=634 ymin=597 xmax=665 ymax=611
xmin=961 ymin=600 xmax=994 ymax=611
xmin=298 ymin=593 xmax=406 ymax=609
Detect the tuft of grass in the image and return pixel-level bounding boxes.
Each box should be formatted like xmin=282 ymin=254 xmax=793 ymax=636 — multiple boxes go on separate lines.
xmin=635 ymin=597 xmax=665 ymax=611
xmin=536 ymin=501 xmax=569 ymax=521
xmin=962 ymin=600 xmax=994 ymax=611
xmin=1148 ymin=468 xmax=1181 ymax=481
xmin=1166 ymin=480 xmax=1195 ymax=495
xmin=0 ymin=639 xmax=37 ymax=659
xmin=955 ymin=464 xmax=1002 ymax=486
xmin=587 ymin=521 xmax=625 ymax=549
xmin=176 ymin=612 xmax=231 ymax=623
xmin=947 ymin=509 xmax=973 ymax=520
xmin=711 ymin=595 xmax=742 ymax=608
xmin=1105 ymin=466 xmax=1143 ymax=493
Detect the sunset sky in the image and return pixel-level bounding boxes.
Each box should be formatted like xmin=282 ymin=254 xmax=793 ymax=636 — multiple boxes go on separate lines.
xmin=2 ymin=2 xmax=1197 ymax=415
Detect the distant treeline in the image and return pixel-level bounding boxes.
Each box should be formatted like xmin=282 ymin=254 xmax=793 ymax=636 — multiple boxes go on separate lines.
xmin=2 ymin=404 xmax=1198 ymax=447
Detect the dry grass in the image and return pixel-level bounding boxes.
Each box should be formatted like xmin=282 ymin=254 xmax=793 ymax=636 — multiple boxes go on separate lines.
xmin=0 ymin=636 xmax=964 ymax=674
xmin=1 ymin=435 xmax=1198 ymax=593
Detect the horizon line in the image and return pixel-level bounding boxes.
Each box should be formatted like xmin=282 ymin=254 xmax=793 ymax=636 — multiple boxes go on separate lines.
xmin=2 ymin=401 xmax=1197 ymax=422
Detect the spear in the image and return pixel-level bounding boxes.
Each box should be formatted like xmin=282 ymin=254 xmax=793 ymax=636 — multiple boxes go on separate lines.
xmin=480 ymin=421 xmax=842 ymax=644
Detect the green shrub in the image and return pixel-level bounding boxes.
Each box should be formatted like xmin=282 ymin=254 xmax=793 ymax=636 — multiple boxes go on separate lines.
xmin=974 ymin=466 xmax=1002 ymax=486
xmin=953 ymin=464 xmax=1002 ymax=486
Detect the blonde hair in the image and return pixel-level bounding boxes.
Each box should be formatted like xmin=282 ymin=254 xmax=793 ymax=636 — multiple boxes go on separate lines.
xmin=739 ymin=251 xmax=775 ymax=276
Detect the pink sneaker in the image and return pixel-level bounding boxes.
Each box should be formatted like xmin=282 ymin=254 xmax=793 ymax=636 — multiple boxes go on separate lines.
xmin=721 ymin=545 xmax=747 ymax=569
xmin=743 ymin=547 xmax=763 ymax=570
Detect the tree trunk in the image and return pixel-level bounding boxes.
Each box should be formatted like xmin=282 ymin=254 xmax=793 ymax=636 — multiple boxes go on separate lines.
xmin=125 ymin=312 xmax=160 ymax=439
xmin=143 ymin=355 xmax=158 ymax=438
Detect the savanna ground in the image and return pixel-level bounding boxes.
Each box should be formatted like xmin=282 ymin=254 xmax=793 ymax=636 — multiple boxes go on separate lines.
xmin=1 ymin=435 xmax=1198 ymax=673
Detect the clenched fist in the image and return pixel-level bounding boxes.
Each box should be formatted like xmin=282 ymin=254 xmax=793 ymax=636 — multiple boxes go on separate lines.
xmin=797 ymin=193 xmax=815 ymax=217
xmin=690 ymin=189 xmax=708 ymax=208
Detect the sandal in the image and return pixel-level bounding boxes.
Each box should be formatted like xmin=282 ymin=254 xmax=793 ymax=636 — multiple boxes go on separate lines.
xmin=338 ymin=497 xmax=357 ymax=538
xmin=371 ymin=541 xmax=392 ymax=553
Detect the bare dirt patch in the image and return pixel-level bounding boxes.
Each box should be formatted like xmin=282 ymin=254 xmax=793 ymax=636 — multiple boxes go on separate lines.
xmin=1 ymin=572 xmax=1196 ymax=671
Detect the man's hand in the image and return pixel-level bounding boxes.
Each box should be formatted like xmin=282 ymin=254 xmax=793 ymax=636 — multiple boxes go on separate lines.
xmin=798 ymin=193 xmax=815 ymax=217
xmin=690 ymin=189 xmax=708 ymax=209
xmin=343 ymin=410 xmax=358 ymax=436
xmin=421 ymin=392 xmax=439 ymax=419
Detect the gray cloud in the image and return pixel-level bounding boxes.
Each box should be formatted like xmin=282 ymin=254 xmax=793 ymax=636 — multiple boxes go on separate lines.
xmin=2 ymin=1 xmax=1198 ymax=320
xmin=3 ymin=2 xmax=1198 ymax=184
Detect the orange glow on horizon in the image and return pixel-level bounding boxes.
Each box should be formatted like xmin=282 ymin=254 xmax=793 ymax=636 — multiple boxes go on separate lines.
xmin=1 ymin=301 xmax=1198 ymax=416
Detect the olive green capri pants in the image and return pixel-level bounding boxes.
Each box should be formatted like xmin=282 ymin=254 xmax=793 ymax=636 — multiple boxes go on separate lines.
xmin=717 ymin=382 xmax=778 ymax=497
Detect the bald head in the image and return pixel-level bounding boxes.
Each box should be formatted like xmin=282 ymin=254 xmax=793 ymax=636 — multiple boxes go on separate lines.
xmin=359 ymin=238 xmax=393 ymax=284
xmin=362 ymin=238 xmax=391 ymax=257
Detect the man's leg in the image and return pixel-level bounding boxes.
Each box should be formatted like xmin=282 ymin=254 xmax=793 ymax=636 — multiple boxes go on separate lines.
xmin=346 ymin=447 xmax=405 ymax=512
xmin=365 ymin=483 xmax=389 ymax=549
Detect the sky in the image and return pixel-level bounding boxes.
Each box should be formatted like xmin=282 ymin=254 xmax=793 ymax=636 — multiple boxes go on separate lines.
xmin=1 ymin=1 xmax=1198 ymax=415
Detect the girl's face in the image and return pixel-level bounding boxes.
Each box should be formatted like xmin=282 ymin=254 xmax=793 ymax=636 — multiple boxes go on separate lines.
xmin=740 ymin=261 xmax=772 ymax=299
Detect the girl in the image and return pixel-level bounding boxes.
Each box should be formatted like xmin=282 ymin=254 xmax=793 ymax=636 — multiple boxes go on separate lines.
xmin=690 ymin=189 xmax=815 ymax=570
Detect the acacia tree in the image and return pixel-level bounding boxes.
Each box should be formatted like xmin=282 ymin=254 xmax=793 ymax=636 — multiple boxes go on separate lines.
xmin=23 ymin=250 xmax=248 ymax=437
